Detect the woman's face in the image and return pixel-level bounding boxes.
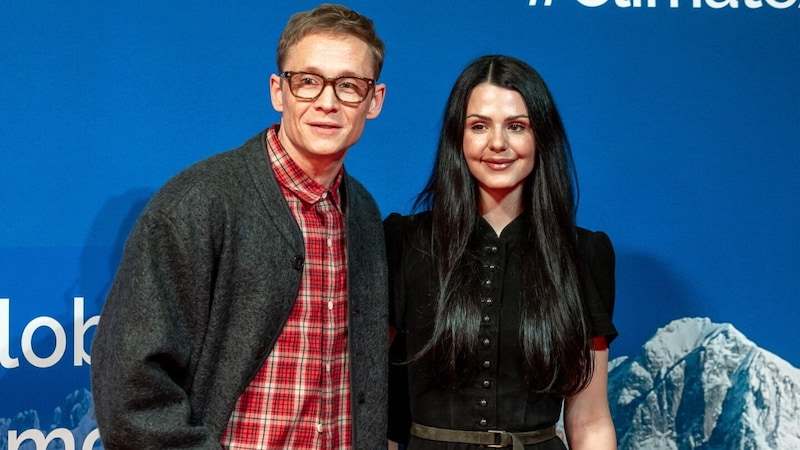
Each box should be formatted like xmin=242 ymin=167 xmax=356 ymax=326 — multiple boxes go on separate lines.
xmin=462 ymin=83 xmax=536 ymax=206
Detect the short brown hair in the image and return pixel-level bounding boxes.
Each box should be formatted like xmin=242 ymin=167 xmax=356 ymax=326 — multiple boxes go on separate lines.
xmin=276 ymin=4 xmax=385 ymax=79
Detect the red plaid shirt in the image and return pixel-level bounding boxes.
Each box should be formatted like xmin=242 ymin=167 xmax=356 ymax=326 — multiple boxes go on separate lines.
xmin=221 ymin=125 xmax=351 ymax=449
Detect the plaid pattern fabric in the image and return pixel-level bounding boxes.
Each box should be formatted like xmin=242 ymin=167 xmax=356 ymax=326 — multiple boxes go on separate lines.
xmin=221 ymin=125 xmax=351 ymax=449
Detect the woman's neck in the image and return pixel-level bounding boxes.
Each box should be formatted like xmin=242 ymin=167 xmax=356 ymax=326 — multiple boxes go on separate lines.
xmin=478 ymin=190 xmax=523 ymax=236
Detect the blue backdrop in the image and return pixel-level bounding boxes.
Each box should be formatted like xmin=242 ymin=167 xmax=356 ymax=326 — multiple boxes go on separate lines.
xmin=1 ymin=1 xmax=798 ymax=448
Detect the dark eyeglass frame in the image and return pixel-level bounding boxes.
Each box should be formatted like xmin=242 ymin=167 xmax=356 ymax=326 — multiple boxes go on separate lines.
xmin=279 ymin=71 xmax=376 ymax=104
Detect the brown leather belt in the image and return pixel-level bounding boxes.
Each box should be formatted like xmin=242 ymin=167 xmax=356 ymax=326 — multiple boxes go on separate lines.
xmin=410 ymin=422 xmax=557 ymax=449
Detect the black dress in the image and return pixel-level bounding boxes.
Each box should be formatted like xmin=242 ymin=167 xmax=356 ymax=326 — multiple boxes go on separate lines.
xmin=385 ymin=212 xmax=617 ymax=450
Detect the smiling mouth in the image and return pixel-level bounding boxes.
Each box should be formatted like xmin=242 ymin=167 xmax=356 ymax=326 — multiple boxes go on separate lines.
xmin=308 ymin=123 xmax=342 ymax=136
xmin=483 ymin=159 xmax=514 ymax=170
xmin=310 ymin=122 xmax=340 ymax=129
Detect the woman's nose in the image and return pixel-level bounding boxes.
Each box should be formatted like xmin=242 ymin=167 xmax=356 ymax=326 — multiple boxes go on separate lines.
xmin=488 ymin=129 xmax=507 ymax=152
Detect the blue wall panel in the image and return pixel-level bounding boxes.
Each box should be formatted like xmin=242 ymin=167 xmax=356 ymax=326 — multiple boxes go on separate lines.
xmin=2 ymin=1 xmax=798 ymax=448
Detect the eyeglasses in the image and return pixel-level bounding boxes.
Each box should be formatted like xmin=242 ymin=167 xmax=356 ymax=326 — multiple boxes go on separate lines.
xmin=280 ymin=71 xmax=375 ymax=104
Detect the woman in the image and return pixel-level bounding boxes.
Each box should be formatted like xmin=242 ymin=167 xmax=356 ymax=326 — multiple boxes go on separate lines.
xmin=386 ymin=55 xmax=618 ymax=449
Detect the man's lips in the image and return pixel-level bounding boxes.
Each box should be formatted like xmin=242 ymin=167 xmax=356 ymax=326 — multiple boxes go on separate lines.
xmin=307 ymin=122 xmax=342 ymax=136
xmin=309 ymin=122 xmax=341 ymax=129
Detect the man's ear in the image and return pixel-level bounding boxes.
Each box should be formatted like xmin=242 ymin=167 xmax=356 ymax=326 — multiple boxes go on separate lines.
xmin=366 ymin=82 xmax=386 ymax=119
xmin=269 ymin=73 xmax=284 ymax=112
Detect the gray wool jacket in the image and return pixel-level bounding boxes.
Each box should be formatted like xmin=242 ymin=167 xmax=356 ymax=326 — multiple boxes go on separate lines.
xmin=91 ymin=129 xmax=389 ymax=449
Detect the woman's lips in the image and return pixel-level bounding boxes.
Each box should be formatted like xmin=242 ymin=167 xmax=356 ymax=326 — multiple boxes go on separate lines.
xmin=483 ymin=159 xmax=514 ymax=170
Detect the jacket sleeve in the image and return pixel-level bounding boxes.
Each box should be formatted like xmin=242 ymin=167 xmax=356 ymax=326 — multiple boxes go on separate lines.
xmin=91 ymin=204 xmax=222 ymax=450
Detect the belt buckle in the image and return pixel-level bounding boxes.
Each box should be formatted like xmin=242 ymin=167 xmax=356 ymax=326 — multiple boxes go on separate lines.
xmin=487 ymin=430 xmax=507 ymax=448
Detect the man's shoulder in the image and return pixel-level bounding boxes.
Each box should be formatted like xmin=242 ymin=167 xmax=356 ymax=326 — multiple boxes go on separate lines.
xmin=146 ymin=129 xmax=270 ymax=211
xmin=342 ymin=173 xmax=382 ymax=217
xmin=179 ymin=130 xmax=267 ymax=179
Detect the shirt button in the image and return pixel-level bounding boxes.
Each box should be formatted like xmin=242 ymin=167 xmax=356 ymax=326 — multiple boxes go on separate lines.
xmin=328 ymin=301 xmax=334 ymax=310
xmin=321 ymin=191 xmax=328 ymax=199
xmin=483 ymin=380 xmax=492 ymax=388
xmin=483 ymin=279 xmax=493 ymax=287
xmin=479 ymin=419 xmax=488 ymax=427
xmin=479 ymin=399 xmax=488 ymax=407
xmin=327 ymin=238 xmax=333 ymax=247
xmin=488 ymin=264 xmax=497 ymax=271
xmin=483 ymin=315 xmax=491 ymax=323
xmin=484 ymin=297 xmax=493 ymax=306
xmin=483 ymin=360 xmax=491 ymax=369
xmin=316 ymin=423 xmax=324 ymax=433
xmin=482 ymin=338 xmax=490 ymax=348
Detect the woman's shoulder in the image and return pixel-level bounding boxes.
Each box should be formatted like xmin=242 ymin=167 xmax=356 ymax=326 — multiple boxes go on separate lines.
xmin=383 ymin=211 xmax=433 ymax=256
xmin=384 ymin=211 xmax=432 ymax=234
xmin=576 ymin=226 xmax=614 ymax=259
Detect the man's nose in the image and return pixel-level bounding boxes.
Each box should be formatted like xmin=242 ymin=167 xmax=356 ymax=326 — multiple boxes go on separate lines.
xmin=314 ymin=84 xmax=340 ymax=110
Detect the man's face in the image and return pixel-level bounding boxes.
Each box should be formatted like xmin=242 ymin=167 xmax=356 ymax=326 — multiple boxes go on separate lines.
xmin=270 ymin=32 xmax=385 ymax=176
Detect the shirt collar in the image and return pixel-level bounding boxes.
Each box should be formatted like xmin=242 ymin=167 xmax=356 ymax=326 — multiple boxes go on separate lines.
xmin=266 ymin=124 xmax=344 ymax=209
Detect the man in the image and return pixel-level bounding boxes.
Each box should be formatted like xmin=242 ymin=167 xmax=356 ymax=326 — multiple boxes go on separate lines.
xmin=90 ymin=4 xmax=388 ymax=449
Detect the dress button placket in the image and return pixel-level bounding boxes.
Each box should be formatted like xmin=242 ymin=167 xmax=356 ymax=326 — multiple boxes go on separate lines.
xmin=477 ymin=237 xmax=501 ymax=429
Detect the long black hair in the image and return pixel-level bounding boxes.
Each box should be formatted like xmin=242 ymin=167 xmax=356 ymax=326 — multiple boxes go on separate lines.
xmin=413 ymin=55 xmax=593 ymax=395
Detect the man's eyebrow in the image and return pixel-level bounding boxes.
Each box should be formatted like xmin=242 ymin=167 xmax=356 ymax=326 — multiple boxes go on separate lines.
xmin=294 ymin=67 xmax=368 ymax=78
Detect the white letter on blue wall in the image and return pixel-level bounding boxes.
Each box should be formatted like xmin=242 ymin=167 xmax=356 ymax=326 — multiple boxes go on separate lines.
xmin=1 ymin=298 xmax=20 ymax=368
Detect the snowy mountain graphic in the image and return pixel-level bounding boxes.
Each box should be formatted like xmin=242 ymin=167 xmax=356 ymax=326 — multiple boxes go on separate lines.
xmin=2 ymin=317 xmax=799 ymax=450
xmin=0 ymin=389 xmax=99 ymax=450
xmin=608 ymin=317 xmax=800 ymax=450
